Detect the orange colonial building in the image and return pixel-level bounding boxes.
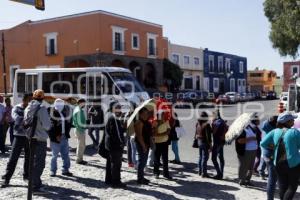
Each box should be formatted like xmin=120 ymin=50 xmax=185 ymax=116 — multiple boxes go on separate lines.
xmin=247 ymin=68 xmax=277 ymax=92
xmin=0 ymin=10 xmax=169 ymax=93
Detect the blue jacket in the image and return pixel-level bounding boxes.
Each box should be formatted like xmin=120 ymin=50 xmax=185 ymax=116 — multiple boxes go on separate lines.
xmin=260 ymin=120 xmax=276 ymax=158
xmin=260 ymin=128 xmax=300 ymax=168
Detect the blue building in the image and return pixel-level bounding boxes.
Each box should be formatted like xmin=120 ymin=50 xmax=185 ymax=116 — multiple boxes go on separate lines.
xmin=203 ymin=48 xmax=247 ymax=95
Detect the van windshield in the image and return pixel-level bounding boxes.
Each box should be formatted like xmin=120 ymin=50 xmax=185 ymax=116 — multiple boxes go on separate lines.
xmin=109 ymin=72 xmax=144 ymax=93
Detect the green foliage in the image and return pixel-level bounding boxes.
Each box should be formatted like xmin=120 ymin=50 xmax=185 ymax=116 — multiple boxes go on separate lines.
xmin=163 ymin=58 xmax=183 ymax=89
xmin=264 ymin=0 xmax=300 ymax=58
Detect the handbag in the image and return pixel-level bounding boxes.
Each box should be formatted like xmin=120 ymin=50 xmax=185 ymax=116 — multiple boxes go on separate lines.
xmin=192 ymin=123 xmax=199 ymax=148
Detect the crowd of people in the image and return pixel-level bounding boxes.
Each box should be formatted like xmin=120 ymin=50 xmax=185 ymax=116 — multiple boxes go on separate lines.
xmin=0 ymin=89 xmax=300 ymax=199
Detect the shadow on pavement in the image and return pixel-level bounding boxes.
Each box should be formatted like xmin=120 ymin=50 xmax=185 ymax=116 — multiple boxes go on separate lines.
xmin=35 ymin=185 xmax=100 ymax=200
xmin=57 ymin=174 xmax=103 ymax=189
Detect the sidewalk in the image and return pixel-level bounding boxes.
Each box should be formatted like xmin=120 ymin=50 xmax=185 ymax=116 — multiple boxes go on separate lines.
xmin=0 ymin=147 xmax=299 ymax=200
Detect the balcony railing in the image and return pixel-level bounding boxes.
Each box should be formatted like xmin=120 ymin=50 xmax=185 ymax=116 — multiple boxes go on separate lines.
xmin=113 ymin=42 xmax=126 ymax=52
xmin=45 ymin=46 xmax=58 ymax=56
xmin=148 ymin=47 xmax=158 ymax=56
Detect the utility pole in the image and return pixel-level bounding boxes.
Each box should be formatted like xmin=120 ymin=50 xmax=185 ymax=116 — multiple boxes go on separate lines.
xmin=2 ymin=32 xmax=7 ymax=95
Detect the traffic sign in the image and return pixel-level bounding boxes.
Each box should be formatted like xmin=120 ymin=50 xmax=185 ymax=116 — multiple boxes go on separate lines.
xmin=10 ymin=0 xmax=45 ymax=10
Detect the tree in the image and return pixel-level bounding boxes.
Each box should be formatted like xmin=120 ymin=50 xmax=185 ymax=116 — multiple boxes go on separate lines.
xmin=163 ymin=58 xmax=183 ymax=91
xmin=264 ymin=0 xmax=300 ymax=58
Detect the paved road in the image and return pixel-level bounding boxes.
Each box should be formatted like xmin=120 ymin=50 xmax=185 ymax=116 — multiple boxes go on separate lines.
xmin=176 ymin=99 xmax=279 ymax=169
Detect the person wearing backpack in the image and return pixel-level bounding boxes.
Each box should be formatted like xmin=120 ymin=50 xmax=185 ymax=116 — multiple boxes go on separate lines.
xmin=48 ymin=99 xmax=73 ymax=177
xmin=261 ymin=112 xmax=300 ymax=200
xmin=24 ymin=89 xmax=51 ymax=193
xmin=1 ymin=93 xmax=32 ymax=188
xmin=211 ymin=110 xmax=228 ymax=180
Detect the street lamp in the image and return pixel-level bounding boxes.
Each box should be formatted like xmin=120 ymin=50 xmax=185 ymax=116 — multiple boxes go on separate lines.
xmin=292 ymin=73 xmax=298 ymax=111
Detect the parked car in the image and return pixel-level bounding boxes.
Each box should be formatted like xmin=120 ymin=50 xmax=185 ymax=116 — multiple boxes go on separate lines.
xmin=177 ymin=90 xmax=205 ymax=105
xmin=216 ymin=94 xmax=230 ymax=104
xmin=239 ymin=93 xmax=248 ymax=102
xmin=225 ymin=92 xmax=239 ymax=103
xmin=266 ymin=91 xmax=277 ymax=100
xmin=252 ymin=91 xmax=262 ymax=100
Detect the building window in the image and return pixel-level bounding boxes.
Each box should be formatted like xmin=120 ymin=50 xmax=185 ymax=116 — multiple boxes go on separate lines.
xmin=291 ymin=65 xmax=299 ymax=76
xmin=111 ymin=26 xmax=127 ymax=54
xmin=225 ymin=58 xmax=231 ymax=73
xmin=184 ymin=56 xmax=190 ymax=65
xmin=209 ymin=55 xmax=214 ymax=72
xmin=194 ymin=57 xmax=200 ymax=65
xmin=218 ymin=56 xmax=223 ymax=72
xmin=213 ymin=78 xmax=219 ymax=93
xmin=131 ymin=34 xmax=139 ymax=50
xmin=147 ymin=33 xmax=157 ymax=57
xmin=172 ymin=54 xmax=180 ymax=64
xmin=184 ymin=77 xmax=193 ymax=89
xmin=239 ymin=61 xmax=244 ymax=73
xmin=44 ymin=32 xmax=58 ymax=56
xmin=204 ymin=77 xmax=210 ymax=92
xmin=230 ymin=78 xmax=235 ymax=92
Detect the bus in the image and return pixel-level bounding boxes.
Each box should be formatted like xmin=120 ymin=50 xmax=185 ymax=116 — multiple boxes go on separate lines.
xmin=13 ymin=67 xmax=150 ymax=113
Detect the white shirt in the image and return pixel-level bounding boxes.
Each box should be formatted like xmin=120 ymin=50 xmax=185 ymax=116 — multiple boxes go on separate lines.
xmin=245 ymin=124 xmax=258 ymax=151
xmin=58 ymin=111 xmax=65 ymax=135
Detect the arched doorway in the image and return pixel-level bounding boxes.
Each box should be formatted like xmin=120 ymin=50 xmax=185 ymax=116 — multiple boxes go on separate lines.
xmin=129 ymin=61 xmax=142 ymax=83
xmin=144 ymin=63 xmax=156 ymax=88
xmin=66 ymin=59 xmax=90 ymax=68
xmin=111 ymin=59 xmax=124 ymax=67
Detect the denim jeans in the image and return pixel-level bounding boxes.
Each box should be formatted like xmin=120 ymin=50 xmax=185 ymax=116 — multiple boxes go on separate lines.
xmin=211 ymin=145 xmax=224 ymax=176
xmin=3 ymin=136 xmax=29 ymax=181
xmin=171 ymin=140 xmax=180 ymax=162
xmin=198 ymin=142 xmax=209 ymax=175
xmin=136 ymin=143 xmax=149 ymax=181
xmin=50 ymin=137 xmax=71 ymax=173
xmin=265 ymin=159 xmax=277 ymax=200
xmin=88 ymin=127 xmax=100 ymax=146
xmin=128 ymin=136 xmax=137 ymax=165
xmin=154 ymin=142 xmax=169 ymax=176
xmin=259 ymin=149 xmax=267 ymax=176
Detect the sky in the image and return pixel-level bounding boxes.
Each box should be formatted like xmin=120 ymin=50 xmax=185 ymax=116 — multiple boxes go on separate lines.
xmin=0 ymin=0 xmax=296 ymax=75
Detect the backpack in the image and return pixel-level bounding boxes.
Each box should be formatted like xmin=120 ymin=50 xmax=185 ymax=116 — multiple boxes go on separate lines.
xmin=276 ymin=129 xmax=287 ymax=165
xmin=24 ymin=105 xmax=41 ymax=139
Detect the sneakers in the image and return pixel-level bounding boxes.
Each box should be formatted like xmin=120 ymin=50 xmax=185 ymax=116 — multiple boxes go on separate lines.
xmin=62 ymin=172 xmax=73 ymax=177
xmin=76 ymin=160 xmax=88 ymax=165
xmin=50 ymin=171 xmax=56 ymax=177
xmin=170 ymin=160 xmax=181 ymax=164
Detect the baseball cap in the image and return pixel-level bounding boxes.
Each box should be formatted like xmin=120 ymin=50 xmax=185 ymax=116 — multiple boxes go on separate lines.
xmin=277 ymin=112 xmax=297 ymax=124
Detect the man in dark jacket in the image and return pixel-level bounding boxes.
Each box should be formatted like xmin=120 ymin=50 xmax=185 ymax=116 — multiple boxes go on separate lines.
xmin=49 ymin=99 xmax=73 ymax=177
xmin=1 ymin=93 xmax=32 ymax=188
xmin=88 ymin=99 xmax=104 ymax=148
xmin=105 ymin=101 xmax=126 ymax=188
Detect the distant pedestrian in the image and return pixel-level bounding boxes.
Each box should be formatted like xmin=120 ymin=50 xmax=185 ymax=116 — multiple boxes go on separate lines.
xmin=105 ymin=101 xmax=126 ymax=188
xmin=1 ymin=93 xmax=32 ymax=188
xmin=169 ymin=112 xmax=181 ymax=164
xmin=4 ymin=97 xmax=14 ymax=146
xmin=153 ymin=110 xmax=172 ymax=180
xmin=196 ymin=111 xmax=212 ymax=178
xmin=88 ymin=99 xmax=104 ymax=148
xmin=24 ymin=89 xmax=51 ymax=193
xmin=261 ymin=112 xmax=300 ymax=200
xmin=260 ymin=115 xmax=278 ymax=200
xmin=134 ymin=107 xmax=152 ymax=184
xmin=72 ymin=98 xmax=88 ymax=165
xmin=0 ymin=96 xmax=6 ymax=154
xmin=211 ymin=110 xmax=228 ymax=180
xmin=235 ymin=114 xmax=260 ymax=186
xmin=49 ymin=99 xmax=73 ymax=177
